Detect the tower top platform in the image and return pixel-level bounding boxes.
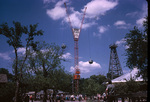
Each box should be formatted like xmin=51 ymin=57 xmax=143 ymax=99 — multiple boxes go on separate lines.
xmin=109 ymin=44 xmax=118 ymax=49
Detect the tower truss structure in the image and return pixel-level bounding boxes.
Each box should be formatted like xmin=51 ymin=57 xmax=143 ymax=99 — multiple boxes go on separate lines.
xmin=64 ymin=3 xmax=87 ymax=94
xmin=108 ymin=44 xmax=123 ymax=80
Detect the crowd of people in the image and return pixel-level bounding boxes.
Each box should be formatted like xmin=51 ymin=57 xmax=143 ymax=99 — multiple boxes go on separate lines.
xmin=19 ymin=80 xmax=114 ymax=102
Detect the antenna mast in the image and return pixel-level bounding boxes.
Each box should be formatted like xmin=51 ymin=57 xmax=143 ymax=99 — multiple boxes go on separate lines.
xmin=64 ymin=2 xmax=87 ymax=94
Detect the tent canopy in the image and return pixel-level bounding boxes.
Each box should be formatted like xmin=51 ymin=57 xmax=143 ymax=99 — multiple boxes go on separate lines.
xmin=111 ymin=68 xmax=143 ymax=83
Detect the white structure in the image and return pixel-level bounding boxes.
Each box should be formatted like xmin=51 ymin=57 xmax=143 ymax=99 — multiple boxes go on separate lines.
xmin=111 ymin=67 xmax=143 ymax=83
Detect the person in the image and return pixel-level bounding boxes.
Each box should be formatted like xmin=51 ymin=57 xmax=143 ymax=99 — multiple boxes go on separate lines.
xmin=24 ymin=95 xmax=29 ymax=102
xmin=105 ymin=80 xmax=115 ymax=102
xmin=103 ymin=93 xmax=107 ymax=101
xmin=52 ymin=92 xmax=56 ymax=102
xmin=50 ymin=94 xmax=53 ymax=102
xmin=70 ymin=94 xmax=74 ymax=101
xmin=60 ymin=93 xmax=64 ymax=101
xmin=30 ymin=95 xmax=33 ymax=102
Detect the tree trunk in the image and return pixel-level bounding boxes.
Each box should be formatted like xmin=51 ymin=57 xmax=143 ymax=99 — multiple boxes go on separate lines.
xmin=43 ymin=61 xmax=47 ymax=102
xmin=14 ymin=48 xmax=19 ymax=102
xmin=14 ymin=80 xmax=19 ymax=102
xmin=43 ymin=88 xmax=47 ymax=102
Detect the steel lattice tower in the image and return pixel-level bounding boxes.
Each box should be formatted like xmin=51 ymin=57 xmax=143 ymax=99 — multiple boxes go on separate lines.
xmin=108 ymin=44 xmax=123 ymax=80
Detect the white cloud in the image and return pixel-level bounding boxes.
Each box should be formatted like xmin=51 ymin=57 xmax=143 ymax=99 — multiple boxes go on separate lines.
xmin=128 ymin=2 xmax=147 ymax=28
xmin=13 ymin=47 xmax=34 ymax=55
xmin=61 ymin=52 xmax=72 ymax=59
xmin=93 ymin=25 xmax=109 ymax=38
xmin=124 ymin=45 xmax=130 ymax=49
xmin=136 ymin=17 xmax=146 ymax=27
xmin=93 ymin=32 xmax=103 ymax=38
xmin=114 ymin=20 xmax=126 ymax=26
xmin=46 ymin=0 xmax=118 ymax=29
xmin=68 ymin=11 xmax=97 ymax=29
xmin=46 ymin=0 xmax=68 ymax=20
xmin=70 ymin=61 xmax=101 ymax=73
xmin=47 ymin=6 xmax=66 ymax=20
xmin=55 ymin=0 xmax=67 ymax=6
xmin=115 ymin=38 xmax=126 ymax=46
xmin=98 ymin=26 xmax=107 ymax=33
xmin=126 ymin=11 xmax=138 ymax=17
xmin=68 ymin=11 xmax=82 ymax=28
xmin=136 ymin=3 xmax=147 ymax=28
xmin=82 ymin=22 xmax=96 ymax=29
xmin=114 ymin=20 xmax=131 ymax=29
xmin=83 ymin=0 xmax=118 ymax=18
xmin=17 ymin=47 xmax=26 ymax=54
xmin=137 ymin=2 xmax=148 ymax=27
xmin=43 ymin=0 xmax=55 ymax=4
xmin=0 ymin=52 xmax=11 ymax=60
xmin=115 ymin=38 xmax=129 ymax=49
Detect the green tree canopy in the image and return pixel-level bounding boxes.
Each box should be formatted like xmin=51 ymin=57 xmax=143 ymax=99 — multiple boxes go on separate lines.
xmin=0 ymin=21 xmax=43 ymax=102
xmin=26 ymin=42 xmax=68 ymax=102
xmin=79 ymin=74 xmax=107 ymax=96
xmin=124 ymin=17 xmax=147 ymax=80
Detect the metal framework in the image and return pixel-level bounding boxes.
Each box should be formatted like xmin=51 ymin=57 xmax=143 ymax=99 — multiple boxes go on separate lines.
xmin=64 ymin=2 xmax=87 ymax=94
xmin=108 ymin=44 xmax=123 ymax=80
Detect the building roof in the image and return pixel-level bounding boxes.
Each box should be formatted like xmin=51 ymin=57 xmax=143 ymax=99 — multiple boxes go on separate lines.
xmin=0 ymin=74 xmax=8 ymax=83
xmin=112 ymin=68 xmax=143 ymax=83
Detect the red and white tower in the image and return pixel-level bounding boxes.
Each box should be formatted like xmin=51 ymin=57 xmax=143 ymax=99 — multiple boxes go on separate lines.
xmin=64 ymin=3 xmax=87 ymax=94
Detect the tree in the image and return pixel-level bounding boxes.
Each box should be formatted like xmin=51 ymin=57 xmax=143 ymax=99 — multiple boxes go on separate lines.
xmin=0 ymin=21 xmax=43 ymax=102
xmin=124 ymin=17 xmax=148 ymax=81
xmin=83 ymin=78 xmax=101 ymax=96
xmin=49 ymin=67 xmax=73 ymax=93
xmin=90 ymin=74 xmax=107 ymax=85
xmin=114 ymin=77 xmax=147 ymax=95
xmin=27 ymin=42 xmax=66 ymax=102
xmin=0 ymin=81 xmax=15 ymax=102
xmin=79 ymin=74 xmax=107 ymax=96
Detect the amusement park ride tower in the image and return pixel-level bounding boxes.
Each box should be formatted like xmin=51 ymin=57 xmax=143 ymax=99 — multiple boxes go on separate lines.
xmin=64 ymin=3 xmax=87 ymax=94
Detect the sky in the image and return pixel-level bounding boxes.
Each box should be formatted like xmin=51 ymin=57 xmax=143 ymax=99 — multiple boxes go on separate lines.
xmin=0 ymin=0 xmax=148 ymax=78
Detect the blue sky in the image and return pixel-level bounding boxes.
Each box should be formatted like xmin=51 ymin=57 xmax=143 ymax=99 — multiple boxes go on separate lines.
xmin=0 ymin=0 xmax=147 ymax=78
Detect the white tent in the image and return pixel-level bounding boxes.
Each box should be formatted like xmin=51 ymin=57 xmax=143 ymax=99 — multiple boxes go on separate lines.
xmin=26 ymin=91 xmax=35 ymax=95
xmin=112 ymin=68 xmax=143 ymax=83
